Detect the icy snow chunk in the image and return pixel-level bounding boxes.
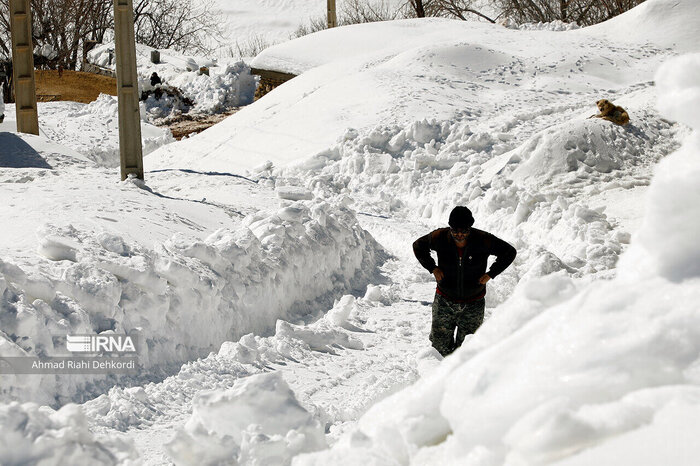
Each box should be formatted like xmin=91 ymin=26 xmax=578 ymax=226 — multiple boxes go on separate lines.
xmin=165 ymin=372 xmax=326 ymax=466
xmin=62 ymin=262 xmax=121 ymax=320
xmin=388 ymin=130 xmax=407 ymax=153
xmin=277 ymin=186 xmax=314 ymax=201
xmin=363 ymin=285 xmax=384 ymax=303
xmin=416 ymin=346 xmax=443 ymax=378
xmin=325 ymin=295 xmax=358 ymax=326
xmin=97 ymin=232 xmax=130 ymax=256
xmin=219 ymin=334 xmax=264 ymax=365
xmin=37 ymin=225 xmax=82 ymax=262
xmin=185 ymin=57 xmax=198 ymax=72
xmin=465 ymin=132 xmax=495 ymax=152
xmin=410 ymin=119 xmax=441 ymax=144
xmin=278 ymin=205 xmax=309 ymax=221
xmin=0 ymin=402 xmax=138 ymax=465
xmin=276 ymin=320 xmax=363 ymax=352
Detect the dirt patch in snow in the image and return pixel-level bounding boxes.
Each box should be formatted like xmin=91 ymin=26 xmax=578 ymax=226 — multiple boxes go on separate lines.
xmin=34 ymin=70 xmax=117 ymax=103
xmin=163 ymin=109 xmax=241 ymax=139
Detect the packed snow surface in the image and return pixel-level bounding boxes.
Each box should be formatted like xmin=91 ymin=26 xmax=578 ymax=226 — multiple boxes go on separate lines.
xmin=1 ymin=0 xmax=699 ymax=464
xmin=0 ymin=95 xmax=172 ymax=167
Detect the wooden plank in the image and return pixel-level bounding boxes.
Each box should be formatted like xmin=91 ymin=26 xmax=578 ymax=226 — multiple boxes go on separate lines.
xmin=250 ymin=68 xmax=297 ymax=82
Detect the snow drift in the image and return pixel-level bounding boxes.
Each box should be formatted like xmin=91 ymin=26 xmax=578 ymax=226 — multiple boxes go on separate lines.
xmin=148 ymin=0 xmax=696 ymax=176
xmin=0 ymin=129 xmax=385 ymax=406
xmin=294 ymin=52 xmax=700 ymax=466
xmin=166 ymin=372 xmax=326 ymax=465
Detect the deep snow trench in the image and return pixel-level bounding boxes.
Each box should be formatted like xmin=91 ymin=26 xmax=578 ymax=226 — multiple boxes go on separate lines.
xmin=83 ymin=215 xmax=446 ymax=465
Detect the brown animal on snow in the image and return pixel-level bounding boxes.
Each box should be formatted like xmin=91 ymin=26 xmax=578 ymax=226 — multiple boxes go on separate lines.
xmin=589 ymin=99 xmax=630 ymax=126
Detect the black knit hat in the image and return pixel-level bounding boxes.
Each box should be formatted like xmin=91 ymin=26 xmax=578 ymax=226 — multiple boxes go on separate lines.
xmin=448 ymin=206 xmax=474 ymax=229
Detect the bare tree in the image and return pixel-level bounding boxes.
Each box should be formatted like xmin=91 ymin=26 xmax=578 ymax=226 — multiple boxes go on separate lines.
xmin=496 ymin=0 xmax=645 ymax=26
xmin=291 ymin=1 xmax=403 ymax=40
xmin=401 ymin=0 xmax=643 ymax=24
xmin=403 ymin=0 xmax=447 ymax=18
xmin=341 ymin=0 xmax=403 ymax=23
xmin=0 ymin=2 xmax=10 ymax=59
xmin=429 ymin=0 xmax=497 ymax=22
xmin=0 ymin=0 xmax=112 ymax=69
xmin=1 ymin=0 xmax=226 ymax=71
xmin=133 ymin=0 xmax=225 ymax=55
xmin=228 ymin=33 xmax=272 ymax=59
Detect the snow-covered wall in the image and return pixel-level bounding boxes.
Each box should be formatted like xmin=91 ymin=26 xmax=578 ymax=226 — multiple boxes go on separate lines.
xmin=0 ymin=200 xmax=384 ymax=405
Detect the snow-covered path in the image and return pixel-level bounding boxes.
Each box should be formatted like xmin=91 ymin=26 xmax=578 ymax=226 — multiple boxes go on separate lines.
xmin=85 ymin=215 xmax=443 ymax=464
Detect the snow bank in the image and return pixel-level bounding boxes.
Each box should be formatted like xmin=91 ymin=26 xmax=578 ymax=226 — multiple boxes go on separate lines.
xmin=166 ymin=372 xmax=326 ymax=466
xmin=294 ymin=53 xmax=700 ymax=466
xmin=0 ymin=402 xmax=138 ymax=465
xmin=579 ymin=0 xmax=700 ymax=53
xmin=87 ymin=42 xmax=217 ymax=74
xmin=277 ymin=95 xmax=678 ymax=284
xmin=0 ymin=200 xmax=384 ymax=405
xmin=621 ymin=53 xmax=700 ymax=282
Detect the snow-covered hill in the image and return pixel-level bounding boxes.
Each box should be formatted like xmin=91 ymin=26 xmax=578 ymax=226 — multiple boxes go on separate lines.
xmin=1 ymin=0 xmax=699 ymax=464
xmin=296 ymin=52 xmax=700 ymax=465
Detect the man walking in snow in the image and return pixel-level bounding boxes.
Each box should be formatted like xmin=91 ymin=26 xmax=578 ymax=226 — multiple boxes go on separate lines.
xmin=413 ymin=206 xmax=516 ymax=356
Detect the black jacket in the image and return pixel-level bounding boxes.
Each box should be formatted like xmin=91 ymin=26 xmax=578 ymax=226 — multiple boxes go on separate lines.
xmin=413 ymin=228 xmax=516 ymax=301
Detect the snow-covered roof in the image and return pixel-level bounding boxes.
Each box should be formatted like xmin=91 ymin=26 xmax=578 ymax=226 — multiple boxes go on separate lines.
xmin=148 ymin=0 xmax=699 ymax=175
xmin=250 ymin=17 xmax=483 ymax=75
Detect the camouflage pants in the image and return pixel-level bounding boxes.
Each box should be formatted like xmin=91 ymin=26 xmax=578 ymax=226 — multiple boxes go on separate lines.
xmin=430 ymin=293 xmax=485 ymax=356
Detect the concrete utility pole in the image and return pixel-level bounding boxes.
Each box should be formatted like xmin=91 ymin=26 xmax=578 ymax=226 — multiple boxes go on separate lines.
xmin=327 ymin=0 xmax=337 ymax=28
xmin=9 ymin=0 xmax=39 ymax=135
xmin=114 ymin=0 xmax=144 ymax=180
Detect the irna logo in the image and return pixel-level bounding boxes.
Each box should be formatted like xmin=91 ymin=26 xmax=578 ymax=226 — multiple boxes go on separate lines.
xmin=66 ymin=334 xmax=137 ymax=354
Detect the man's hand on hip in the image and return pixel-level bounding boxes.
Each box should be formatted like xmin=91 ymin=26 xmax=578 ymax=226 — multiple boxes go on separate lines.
xmin=432 ymin=268 xmax=444 ymax=282
xmin=479 ymin=274 xmax=491 ymax=285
